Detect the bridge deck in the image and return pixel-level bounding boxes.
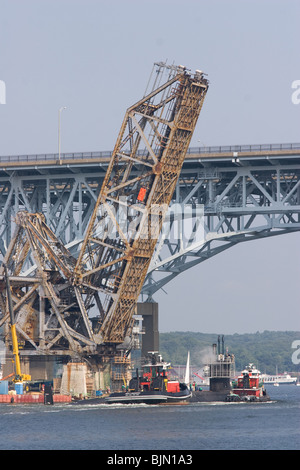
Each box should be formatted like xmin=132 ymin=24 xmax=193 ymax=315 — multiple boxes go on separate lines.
xmin=0 ymin=143 xmax=299 ymax=174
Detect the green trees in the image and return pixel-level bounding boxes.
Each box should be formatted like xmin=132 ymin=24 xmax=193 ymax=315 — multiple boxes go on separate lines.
xmin=159 ymin=331 xmax=300 ymax=373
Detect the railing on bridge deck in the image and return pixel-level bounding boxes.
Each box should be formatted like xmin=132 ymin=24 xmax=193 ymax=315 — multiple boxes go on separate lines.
xmin=187 ymin=142 xmax=300 ymax=154
xmin=1 ymin=143 xmax=300 ymax=165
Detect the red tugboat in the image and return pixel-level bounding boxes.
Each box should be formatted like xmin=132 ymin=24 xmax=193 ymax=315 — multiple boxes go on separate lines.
xmin=228 ymin=363 xmax=269 ymax=402
xmin=105 ymin=353 xmax=191 ymax=405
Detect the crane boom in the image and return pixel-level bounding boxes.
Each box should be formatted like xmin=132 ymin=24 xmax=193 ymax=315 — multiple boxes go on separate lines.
xmin=3 ymin=263 xmax=31 ymax=382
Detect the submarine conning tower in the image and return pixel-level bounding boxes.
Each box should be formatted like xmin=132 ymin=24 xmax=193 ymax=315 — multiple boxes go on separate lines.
xmin=207 ymin=336 xmax=235 ymax=392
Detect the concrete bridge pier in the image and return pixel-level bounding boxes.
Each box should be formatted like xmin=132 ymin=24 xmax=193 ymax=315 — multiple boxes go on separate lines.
xmin=137 ymin=302 xmax=159 ymax=357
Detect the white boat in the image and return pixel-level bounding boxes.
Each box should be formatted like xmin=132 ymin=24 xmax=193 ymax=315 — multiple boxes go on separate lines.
xmin=184 ymin=351 xmax=190 ymax=387
xmin=261 ymin=372 xmax=297 ymax=385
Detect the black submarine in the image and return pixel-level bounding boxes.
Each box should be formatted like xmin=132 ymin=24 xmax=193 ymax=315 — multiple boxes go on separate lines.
xmin=188 ymin=335 xmax=270 ymax=403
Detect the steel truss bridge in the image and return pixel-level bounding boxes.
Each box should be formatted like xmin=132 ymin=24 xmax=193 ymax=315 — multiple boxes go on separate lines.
xmin=0 ymin=142 xmax=299 ymax=303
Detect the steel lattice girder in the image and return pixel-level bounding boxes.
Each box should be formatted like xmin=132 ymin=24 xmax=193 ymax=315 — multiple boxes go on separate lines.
xmin=0 ymin=149 xmax=299 ymax=254
xmin=0 ymin=155 xmax=299 ymax=295
xmin=0 ymin=64 xmax=209 ymax=357
xmin=143 ymin=161 xmax=300 ymax=297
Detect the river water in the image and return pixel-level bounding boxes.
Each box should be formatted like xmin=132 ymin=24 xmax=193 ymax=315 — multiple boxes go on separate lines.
xmin=0 ymin=385 xmax=299 ymax=451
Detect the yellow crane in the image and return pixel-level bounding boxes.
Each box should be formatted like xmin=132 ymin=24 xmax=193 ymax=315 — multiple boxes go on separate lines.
xmin=3 ymin=263 xmax=31 ymax=383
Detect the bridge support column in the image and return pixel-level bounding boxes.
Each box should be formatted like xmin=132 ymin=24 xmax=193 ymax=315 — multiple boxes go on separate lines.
xmin=60 ymin=362 xmax=88 ymax=396
xmin=2 ymin=354 xmax=53 ymax=381
xmin=138 ymin=302 xmax=159 ymax=357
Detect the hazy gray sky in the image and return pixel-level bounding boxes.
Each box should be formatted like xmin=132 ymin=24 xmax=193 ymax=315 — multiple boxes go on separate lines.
xmin=0 ymin=0 xmax=299 ymax=333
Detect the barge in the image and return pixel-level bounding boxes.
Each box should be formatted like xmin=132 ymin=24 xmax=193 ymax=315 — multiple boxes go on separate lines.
xmin=0 ymin=380 xmax=71 ymax=404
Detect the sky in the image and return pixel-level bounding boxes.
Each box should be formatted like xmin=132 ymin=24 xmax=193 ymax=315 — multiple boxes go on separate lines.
xmin=0 ymin=0 xmax=299 ymax=334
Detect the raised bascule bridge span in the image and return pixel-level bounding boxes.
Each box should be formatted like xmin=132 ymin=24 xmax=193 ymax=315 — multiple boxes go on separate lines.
xmin=0 ymin=142 xmax=299 ymax=298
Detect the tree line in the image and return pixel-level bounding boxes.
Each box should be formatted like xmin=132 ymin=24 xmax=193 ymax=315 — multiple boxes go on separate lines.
xmin=159 ymin=330 xmax=300 ymax=374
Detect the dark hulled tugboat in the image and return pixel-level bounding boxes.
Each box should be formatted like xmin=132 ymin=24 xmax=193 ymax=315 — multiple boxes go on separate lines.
xmin=105 ymin=352 xmax=191 ymax=405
